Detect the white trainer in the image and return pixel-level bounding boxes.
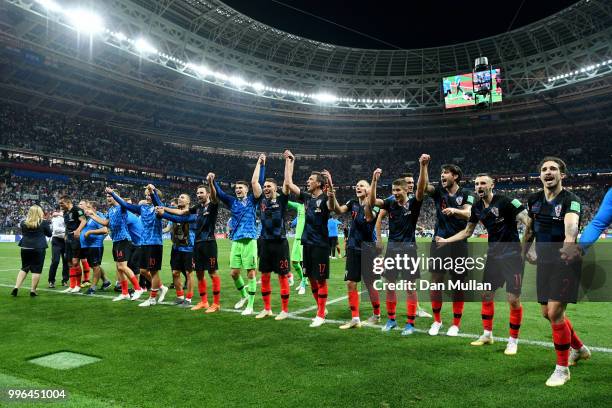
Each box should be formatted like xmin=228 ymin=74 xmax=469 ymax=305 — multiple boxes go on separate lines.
xmin=69 ymin=287 xmax=81 ymax=293
xmin=417 ymin=307 xmax=432 ymax=318
xmin=112 ymin=294 xmax=131 ymax=302
xmin=446 ymin=325 xmax=460 ymax=337
xmin=131 ymin=289 xmax=144 ymax=301
xmin=569 ymin=345 xmax=591 ymax=366
xmin=309 ymin=316 xmax=325 ymax=328
xmin=157 ymin=285 xmax=169 ymax=303
xmin=471 ymin=334 xmax=494 ymax=346
xmin=234 ymin=297 xmax=248 ymax=309
xmin=339 ymin=319 xmax=361 ymax=330
xmin=241 ymin=307 xmax=253 ymax=316
xmin=545 ymin=366 xmax=570 ymax=387
xmin=62 ymin=287 xmax=73 ymax=293
xmin=428 ymin=321 xmax=443 ymax=336
xmin=504 ymin=342 xmax=518 ymax=355
xmin=366 ymin=314 xmax=381 ymax=325
xmin=288 ymin=275 xmax=294 ymax=287
xmin=255 ymin=309 xmax=274 ymax=319
xmin=138 ymin=298 xmax=157 ymax=307
xmin=297 ymin=286 xmax=306 ymax=295
xmin=275 ymin=311 xmax=289 ymax=321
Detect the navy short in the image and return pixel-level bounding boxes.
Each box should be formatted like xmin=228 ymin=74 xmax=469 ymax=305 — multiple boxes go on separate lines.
xmin=21 ymin=248 xmax=46 ymax=274
xmin=303 ymin=244 xmax=329 ymax=280
xmin=112 ymin=240 xmax=132 ymax=263
xmin=170 ymin=248 xmax=193 ymax=273
xmin=141 ymin=245 xmax=163 ymax=271
xmin=259 ymin=239 xmax=290 ymax=275
xmin=483 ymin=253 xmax=524 ymax=295
xmin=193 ymin=241 xmax=218 ymax=272
xmin=85 ymin=247 xmax=104 ymax=267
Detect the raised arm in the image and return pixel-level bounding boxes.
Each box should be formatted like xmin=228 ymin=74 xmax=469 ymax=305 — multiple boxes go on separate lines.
xmin=107 ymin=187 xmax=141 ymax=214
xmin=207 ymin=173 xmax=219 ymax=204
xmin=321 ymin=170 xmax=344 ymax=212
xmin=283 ymin=150 xmax=300 ymax=196
xmin=214 ymin=180 xmax=234 ymax=207
xmin=163 ymin=207 xmax=190 ymax=216
xmin=416 ymin=154 xmax=430 ymax=202
xmin=148 ymin=185 xmax=164 ymax=207
xmin=579 ymin=189 xmax=612 ymax=252
xmin=375 ymin=208 xmax=387 ymax=252
xmin=421 ymin=153 xmax=436 ymax=196
xmin=252 ymin=154 xmax=265 ymax=199
xmin=369 ymin=168 xmax=385 ymax=208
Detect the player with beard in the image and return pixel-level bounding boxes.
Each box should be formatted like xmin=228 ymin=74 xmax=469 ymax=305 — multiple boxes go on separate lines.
xmin=108 ymin=185 xmax=169 ymax=307
xmin=59 ymin=195 xmax=87 ymax=293
xmin=161 ymin=177 xmax=221 ymax=313
xmin=523 ymin=157 xmax=590 ymax=387
xmin=78 ymin=201 xmax=111 ymax=295
xmin=423 ymin=160 xmax=476 ymax=337
xmin=284 ymin=150 xmax=334 ymax=328
xmin=369 ymin=155 xmax=427 ymax=335
xmin=437 ymin=174 xmax=530 ymax=354
xmin=328 ymin=178 xmax=380 ymax=329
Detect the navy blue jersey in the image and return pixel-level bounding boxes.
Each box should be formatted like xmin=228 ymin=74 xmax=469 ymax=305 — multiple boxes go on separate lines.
xmin=189 ymin=202 xmax=219 ymax=242
xmin=382 ymin=196 xmax=422 ymax=243
xmin=259 ymin=192 xmax=289 ymax=240
xmin=431 ymin=185 xmax=476 ymax=239
xmin=297 ymin=191 xmax=330 ymax=247
xmin=469 ymin=194 xmax=524 ymax=256
xmin=346 ymin=199 xmax=378 ymax=250
xmin=64 ymin=206 xmax=84 ymax=234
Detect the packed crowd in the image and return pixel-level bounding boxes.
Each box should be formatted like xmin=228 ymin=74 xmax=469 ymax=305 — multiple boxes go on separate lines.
xmin=1 ymin=103 xmax=610 ymax=187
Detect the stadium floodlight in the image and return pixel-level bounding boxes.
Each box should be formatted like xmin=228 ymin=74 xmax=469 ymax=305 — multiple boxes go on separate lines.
xmin=65 ymin=9 xmax=104 ymax=35
xmin=113 ymin=32 xmax=127 ymax=42
xmin=313 ymin=93 xmax=338 ymax=103
xmin=134 ymin=38 xmax=158 ymax=55
xmin=229 ymin=76 xmax=247 ymax=87
xmin=36 ymin=0 xmax=62 ymax=13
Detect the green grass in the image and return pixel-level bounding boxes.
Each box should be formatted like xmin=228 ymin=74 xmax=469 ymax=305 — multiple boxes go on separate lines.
xmin=0 ymin=240 xmax=611 ymax=407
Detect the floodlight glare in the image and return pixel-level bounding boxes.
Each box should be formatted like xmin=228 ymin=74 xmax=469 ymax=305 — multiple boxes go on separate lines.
xmin=65 ymin=9 xmax=104 ymax=35
xmin=134 ymin=38 xmax=158 ymax=54
xmin=36 ymin=0 xmax=62 ymax=13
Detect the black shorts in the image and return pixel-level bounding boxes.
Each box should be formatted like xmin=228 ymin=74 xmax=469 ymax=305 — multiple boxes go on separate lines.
xmin=194 ymin=241 xmax=218 ymax=272
xmin=140 ymin=245 xmax=163 ymax=271
xmin=483 ymin=253 xmax=524 ymax=295
xmin=259 ymin=239 xmax=290 ymax=275
xmin=344 ymin=247 xmax=376 ymax=283
xmin=170 ymin=248 xmax=193 ymax=273
xmin=21 ymin=248 xmax=46 ymax=274
xmin=112 ymin=240 xmax=132 ymax=263
xmin=383 ymin=244 xmax=420 ymax=282
xmin=85 ymin=247 xmax=104 ymax=267
xmin=65 ymin=236 xmax=81 ymax=260
xmin=257 ymin=237 xmax=264 ymax=259
xmin=128 ymin=245 xmax=142 ymax=273
xmin=429 ymin=241 xmax=469 ymax=279
xmin=303 ymin=244 xmax=330 ymax=280
xmin=537 ymin=260 xmax=582 ymax=304
xmin=329 ymin=237 xmax=338 ymax=248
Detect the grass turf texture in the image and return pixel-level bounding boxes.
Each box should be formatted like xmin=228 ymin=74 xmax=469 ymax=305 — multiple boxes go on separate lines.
xmin=0 ymin=240 xmax=611 ymax=408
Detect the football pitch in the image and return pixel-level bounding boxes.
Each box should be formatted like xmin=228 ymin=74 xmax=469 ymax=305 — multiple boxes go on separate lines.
xmin=0 ymin=240 xmax=611 ymax=407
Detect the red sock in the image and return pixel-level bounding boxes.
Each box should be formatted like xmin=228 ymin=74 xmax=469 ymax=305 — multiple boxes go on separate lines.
xmin=367 ymin=284 xmax=380 ymax=316
xmin=75 ymin=268 xmax=82 ymax=286
xmin=406 ymin=297 xmax=417 ymax=325
xmin=309 ymin=277 xmax=319 ymax=304
xmin=452 ymin=301 xmax=464 ymax=327
xmin=69 ymin=267 xmax=78 ymax=288
xmin=186 ymin=291 xmax=193 ymax=300
xmin=316 ymin=280 xmax=328 ymax=318
xmin=430 ymin=290 xmax=442 ymax=323
xmin=279 ymin=275 xmax=290 ymax=313
xmin=564 ymin=317 xmax=584 ymax=349
xmin=128 ymin=276 xmax=140 ymax=290
xmin=386 ymin=290 xmax=397 ymax=320
xmin=551 ymin=321 xmax=571 ymax=366
xmin=81 ymin=260 xmax=90 ymax=280
xmin=481 ymin=301 xmax=495 ymax=331
xmin=348 ymin=290 xmax=359 ymax=319
xmin=509 ymin=305 xmax=523 ymax=339
xmin=151 ymin=289 xmax=158 ymax=299
xmin=198 ymin=278 xmax=208 ymax=303
xmin=212 ymin=275 xmax=221 ymax=305
xmin=121 ymin=280 xmax=128 ymax=296
xmin=261 ymin=273 xmax=272 ymax=311
xmin=176 ymin=289 xmax=184 ymax=297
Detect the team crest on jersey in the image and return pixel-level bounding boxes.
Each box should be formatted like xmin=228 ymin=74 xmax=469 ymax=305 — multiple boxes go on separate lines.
xmin=554 ymin=204 xmax=562 ymax=217
xmin=456 ymin=196 xmax=463 ymax=206
xmin=316 ymin=199 xmax=322 ymax=207
xmin=491 ymin=206 xmax=499 ymax=217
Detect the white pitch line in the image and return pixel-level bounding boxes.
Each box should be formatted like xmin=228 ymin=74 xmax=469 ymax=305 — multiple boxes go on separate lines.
xmin=2 ymin=283 xmax=611 ymax=354
xmin=290 ymin=290 xmax=366 ymax=316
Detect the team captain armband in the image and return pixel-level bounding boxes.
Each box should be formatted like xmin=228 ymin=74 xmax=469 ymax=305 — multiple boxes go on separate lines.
xmin=570 ymin=201 xmax=581 ymax=212
xmin=466 ymin=195 xmax=474 ymax=204
xmin=511 ymin=199 xmax=522 ymax=208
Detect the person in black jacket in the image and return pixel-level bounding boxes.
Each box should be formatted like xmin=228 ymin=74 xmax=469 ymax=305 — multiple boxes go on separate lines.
xmin=11 ymin=205 xmax=52 ymax=297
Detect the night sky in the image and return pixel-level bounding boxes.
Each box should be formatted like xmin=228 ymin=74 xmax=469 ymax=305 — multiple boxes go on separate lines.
xmin=222 ymin=0 xmax=579 ymax=49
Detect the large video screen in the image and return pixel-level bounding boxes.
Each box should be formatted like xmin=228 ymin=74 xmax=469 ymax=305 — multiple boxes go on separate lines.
xmin=443 ymin=69 xmax=502 ymax=109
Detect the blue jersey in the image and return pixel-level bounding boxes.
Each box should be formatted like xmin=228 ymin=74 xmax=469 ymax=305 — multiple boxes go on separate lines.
xmin=259 ymin=193 xmax=289 ymax=240
xmin=80 ymin=211 xmax=106 ymax=248
xmin=327 ymin=218 xmax=342 ymax=238
xmin=216 ymin=182 xmax=261 ymax=241
xmin=580 ymin=188 xmax=612 ymax=251
xmin=112 ymin=191 xmax=162 ymax=246
xmin=126 ymin=212 xmax=143 ymax=246
xmin=383 ymin=197 xmax=422 ymax=243
xmin=431 ymin=185 xmax=475 ymax=239
xmin=103 ymin=205 xmax=131 ymax=242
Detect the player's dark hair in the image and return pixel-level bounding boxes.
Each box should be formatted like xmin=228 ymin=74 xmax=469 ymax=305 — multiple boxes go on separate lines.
xmin=235 ymin=180 xmax=250 ymax=188
xmin=89 ymin=201 xmax=98 ymax=209
xmin=311 ymin=171 xmax=326 ymax=188
xmin=196 ymin=185 xmax=209 ymax=192
xmin=539 ymin=156 xmax=567 ymax=174
xmin=475 ymin=173 xmax=493 ymax=180
xmin=265 ymin=178 xmax=278 ymax=185
xmin=400 ymin=172 xmax=414 ymax=179
xmin=441 ymin=164 xmax=463 ymax=182
xmin=59 ymin=195 xmax=71 ymax=202
xmin=392 ymin=179 xmax=408 ymax=189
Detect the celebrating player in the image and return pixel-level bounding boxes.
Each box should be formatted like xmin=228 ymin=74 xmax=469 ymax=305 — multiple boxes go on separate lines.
xmin=369 ymin=155 xmax=427 ymax=335
xmin=288 ymin=201 xmax=307 ymax=295
xmin=59 ymin=195 xmax=87 ymax=293
xmin=78 ymin=201 xmax=110 ymax=295
xmin=423 ymin=160 xmax=476 ymax=336
xmin=437 ymin=174 xmax=530 ymax=354
xmin=523 ymin=157 xmax=590 ymax=387
xmin=328 ymin=178 xmax=380 ymax=329
xmin=212 ymin=155 xmax=265 ymax=315
xmin=284 ymin=150 xmax=334 ymax=328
